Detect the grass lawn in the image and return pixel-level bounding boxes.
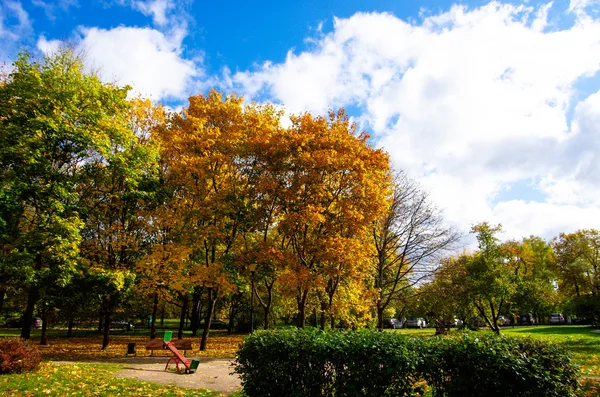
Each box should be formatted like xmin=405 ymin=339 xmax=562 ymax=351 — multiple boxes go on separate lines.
xmin=503 ymin=325 xmax=600 ymax=377
xmin=0 ymin=362 xmax=219 ymax=397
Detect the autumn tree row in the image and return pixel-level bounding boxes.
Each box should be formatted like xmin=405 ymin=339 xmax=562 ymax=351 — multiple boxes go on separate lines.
xmin=0 ymin=50 xmax=459 ymax=349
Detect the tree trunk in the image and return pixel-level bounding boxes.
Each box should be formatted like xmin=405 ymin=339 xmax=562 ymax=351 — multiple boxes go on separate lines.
xmin=190 ymin=290 xmax=201 ymax=336
xmin=376 ymin=304 xmax=384 ymax=330
xmin=150 ymin=293 xmax=159 ymax=339
xmin=160 ymin=301 xmax=165 ymax=327
xmin=67 ymin=317 xmax=74 ymax=337
xmin=320 ymin=301 xmax=327 ymax=330
xmin=101 ymin=298 xmax=111 ymax=350
xmin=296 ymin=290 xmax=308 ymax=328
xmin=227 ymin=296 xmax=240 ymax=335
xmin=228 ymin=306 xmax=235 ymax=335
xmin=40 ymin=307 xmax=48 ymax=345
xmin=263 ymin=306 xmax=270 ymax=330
xmin=177 ymin=295 xmax=188 ymax=340
xmin=0 ymin=286 xmax=6 ymax=314
xmin=21 ymin=254 xmax=42 ymax=340
xmin=200 ymin=288 xmax=217 ymax=351
xmin=255 ymin=279 xmax=274 ymax=330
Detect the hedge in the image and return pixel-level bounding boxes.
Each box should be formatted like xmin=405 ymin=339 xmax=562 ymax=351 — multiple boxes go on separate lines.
xmin=234 ymin=329 xmax=581 ymax=397
xmin=421 ymin=333 xmax=581 ymax=397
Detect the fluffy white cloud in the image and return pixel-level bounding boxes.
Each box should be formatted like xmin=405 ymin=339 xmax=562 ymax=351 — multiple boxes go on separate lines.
xmin=79 ymin=26 xmax=199 ymax=100
xmin=36 ymin=26 xmax=200 ymax=101
xmin=132 ymin=0 xmax=173 ymax=26
xmin=36 ymin=35 xmax=62 ymax=54
xmin=0 ymin=0 xmax=31 ymax=41
xmin=231 ymin=1 xmax=600 ymax=240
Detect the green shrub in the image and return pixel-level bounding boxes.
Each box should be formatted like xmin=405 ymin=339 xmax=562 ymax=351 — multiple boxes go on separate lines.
xmin=234 ymin=328 xmax=328 ymax=397
xmin=234 ymin=328 xmax=422 ymax=397
xmin=420 ymin=332 xmax=581 ymax=397
xmin=325 ymin=330 xmax=422 ymax=396
xmin=0 ymin=337 xmax=42 ymax=374
xmin=234 ymin=329 xmax=581 ymax=397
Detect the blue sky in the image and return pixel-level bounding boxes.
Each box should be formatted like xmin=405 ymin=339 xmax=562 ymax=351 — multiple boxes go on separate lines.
xmin=2 ymin=0 xmax=600 ymax=241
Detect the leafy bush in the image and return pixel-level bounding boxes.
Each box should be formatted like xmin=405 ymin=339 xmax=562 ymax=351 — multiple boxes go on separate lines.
xmin=234 ymin=328 xmax=422 ymax=397
xmin=235 ymin=329 xmax=581 ymax=397
xmin=420 ymin=332 xmax=581 ymax=397
xmin=0 ymin=337 xmax=42 ymax=374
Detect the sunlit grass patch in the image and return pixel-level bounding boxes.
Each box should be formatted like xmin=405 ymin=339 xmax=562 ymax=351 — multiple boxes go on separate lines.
xmin=0 ymin=362 xmax=219 ymax=397
xmin=504 ymin=325 xmax=600 ymax=377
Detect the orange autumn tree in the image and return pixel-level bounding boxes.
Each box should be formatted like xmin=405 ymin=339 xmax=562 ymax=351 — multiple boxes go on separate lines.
xmin=133 ymin=99 xmax=198 ymax=340
xmin=316 ymin=235 xmax=374 ymax=328
xmin=160 ymin=91 xmax=283 ymax=349
xmin=278 ymin=110 xmax=390 ymax=327
xmin=236 ymin=105 xmax=291 ymax=330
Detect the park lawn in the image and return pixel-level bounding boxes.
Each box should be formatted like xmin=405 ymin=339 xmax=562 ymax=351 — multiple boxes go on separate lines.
xmin=0 ymin=362 xmax=219 ymax=397
xmin=503 ymin=325 xmax=600 ymax=377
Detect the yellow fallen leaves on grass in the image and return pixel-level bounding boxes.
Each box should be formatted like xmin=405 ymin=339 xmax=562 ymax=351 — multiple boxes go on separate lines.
xmin=36 ymin=333 xmax=245 ymax=361
xmin=0 ymin=362 xmax=219 ymax=397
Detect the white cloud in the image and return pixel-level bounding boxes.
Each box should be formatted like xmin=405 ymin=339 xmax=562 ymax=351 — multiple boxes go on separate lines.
xmin=568 ymin=0 xmax=600 ymax=13
xmin=230 ymin=1 xmax=600 ymax=241
xmin=132 ymin=0 xmax=173 ymax=26
xmin=0 ymin=0 xmax=31 ymax=41
xmin=75 ymin=26 xmax=199 ymax=100
xmin=36 ymin=35 xmax=62 ymax=54
xmin=491 ymin=200 xmax=600 ymax=240
xmin=36 ymin=25 xmax=200 ymax=101
xmin=32 ymin=0 xmax=78 ymax=20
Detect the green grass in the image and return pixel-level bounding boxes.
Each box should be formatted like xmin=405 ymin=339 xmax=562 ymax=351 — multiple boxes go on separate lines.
xmin=0 ymin=362 xmax=220 ymax=397
xmin=503 ymin=325 xmax=600 ymax=377
xmin=387 ymin=325 xmax=600 ymax=377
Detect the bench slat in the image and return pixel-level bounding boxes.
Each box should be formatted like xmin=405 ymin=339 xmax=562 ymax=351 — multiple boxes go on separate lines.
xmin=145 ymin=339 xmax=193 ymax=351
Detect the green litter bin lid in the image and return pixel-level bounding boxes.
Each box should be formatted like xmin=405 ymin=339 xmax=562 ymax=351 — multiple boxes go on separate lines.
xmin=163 ymin=331 xmax=172 ymax=342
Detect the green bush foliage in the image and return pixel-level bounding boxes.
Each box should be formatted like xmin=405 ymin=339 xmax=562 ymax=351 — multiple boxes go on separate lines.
xmin=234 ymin=329 xmax=581 ymax=397
xmin=234 ymin=328 xmax=422 ymax=397
xmin=422 ymin=332 xmax=581 ymax=397
xmin=0 ymin=338 xmax=42 ymax=374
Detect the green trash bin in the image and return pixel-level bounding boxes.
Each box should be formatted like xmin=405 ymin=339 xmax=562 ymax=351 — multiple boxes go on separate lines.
xmin=163 ymin=331 xmax=172 ymax=342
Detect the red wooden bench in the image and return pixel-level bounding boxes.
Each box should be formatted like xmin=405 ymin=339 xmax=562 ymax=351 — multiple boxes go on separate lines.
xmin=145 ymin=338 xmax=193 ymax=356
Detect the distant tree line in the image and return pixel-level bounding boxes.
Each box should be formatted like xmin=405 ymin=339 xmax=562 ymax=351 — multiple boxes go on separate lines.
xmin=409 ymin=225 xmax=600 ymax=334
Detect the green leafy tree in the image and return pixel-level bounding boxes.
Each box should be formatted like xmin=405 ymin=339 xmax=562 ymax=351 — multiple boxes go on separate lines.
xmin=0 ymin=50 xmax=132 ymax=340
xmin=554 ymin=230 xmax=600 ymax=324
xmin=505 ymin=237 xmax=558 ymax=323
xmin=416 ymin=252 xmax=476 ymax=334
xmin=79 ymin=98 xmax=160 ymax=349
xmin=466 ymin=223 xmax=515 ymax=334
